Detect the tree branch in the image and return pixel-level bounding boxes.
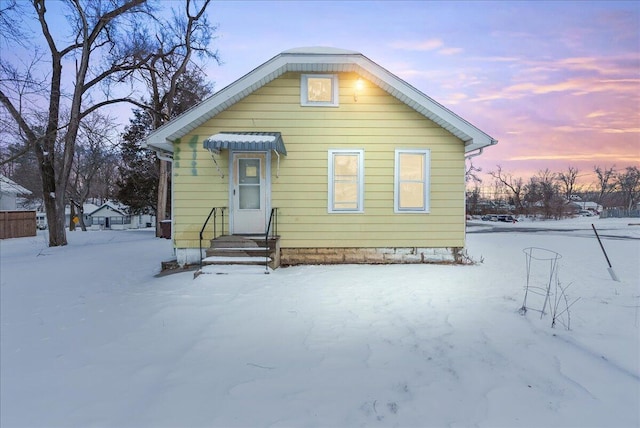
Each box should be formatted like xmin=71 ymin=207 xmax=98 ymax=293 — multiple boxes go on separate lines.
xmin=82 ymin=52 xmax=154 ymax=92
xmin=80 ymin=97 xmax=160 ymax=120
xmin=0 ymin=89 xmax=38 ymax=143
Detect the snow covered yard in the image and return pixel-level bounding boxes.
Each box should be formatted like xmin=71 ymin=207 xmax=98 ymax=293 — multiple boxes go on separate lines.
xmin=1 ymin=218 xmax=638 ymax=428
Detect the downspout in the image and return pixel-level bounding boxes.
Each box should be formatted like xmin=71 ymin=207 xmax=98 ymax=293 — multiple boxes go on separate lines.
xmin=463 ymin=148 xmax=482 ymax=248
xmin=462 ymin=139 xmax=496 ymax=253
xmin=155 ymin=148 xmax=174 ymax=252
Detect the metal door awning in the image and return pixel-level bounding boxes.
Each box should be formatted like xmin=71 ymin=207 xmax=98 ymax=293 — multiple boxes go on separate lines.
xmin=203 ymin=132 xmax=287 ymax=155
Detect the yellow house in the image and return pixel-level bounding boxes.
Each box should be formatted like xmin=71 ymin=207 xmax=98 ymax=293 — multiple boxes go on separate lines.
xmin=145 ymin=47 xmax=497 ymax=269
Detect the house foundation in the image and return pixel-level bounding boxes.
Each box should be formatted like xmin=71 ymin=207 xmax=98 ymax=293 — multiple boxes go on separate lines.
xmin=280 ymin=247 xmax=466 ymax=266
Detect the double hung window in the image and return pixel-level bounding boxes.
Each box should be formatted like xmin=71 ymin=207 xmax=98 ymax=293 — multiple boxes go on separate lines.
xmin=328 ymin=149 xmax=364 ymax=213
xmin=326 ymin=149 xmax=430 ymax=214
xmin=395 ymin=149 xmax=430 ymax=213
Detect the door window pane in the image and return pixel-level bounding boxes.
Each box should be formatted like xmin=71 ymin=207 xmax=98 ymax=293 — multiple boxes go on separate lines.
xmin=239 ymin=159 xmax=260 ymax=184
xmin=239 ymin=186 xmax=260 ymax=209
xmin=239 ymin=158 xmax=260 ymax=210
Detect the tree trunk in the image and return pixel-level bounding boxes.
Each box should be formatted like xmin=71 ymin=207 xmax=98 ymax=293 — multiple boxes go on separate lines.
xmin=78 ymin=204 xmax=87 ymax=231
xmin=40 ymin=159 xmax=67 ymax=246
xmin=156 ymin=159 xmax=168 ymax=237
xmin=69 ymin=203 xmax=76 ymax=231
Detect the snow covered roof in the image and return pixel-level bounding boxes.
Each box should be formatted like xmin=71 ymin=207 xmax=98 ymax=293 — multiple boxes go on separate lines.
xmin=145 ymin=47 xmax=497 ymax=155
xmin=65 ymin=203 xmax=101 ymax=215
xmin=0 ymin=174 xmax=31 ymax=196
xmin=282 ymin=46 xmax=359 ymax=55
xmin=88 ymin=202 xmax=128 ymax=216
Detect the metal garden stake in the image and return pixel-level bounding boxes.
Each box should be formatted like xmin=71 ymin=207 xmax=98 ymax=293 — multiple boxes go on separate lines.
xmin=591 ymin=224 xmax=620 ymax=282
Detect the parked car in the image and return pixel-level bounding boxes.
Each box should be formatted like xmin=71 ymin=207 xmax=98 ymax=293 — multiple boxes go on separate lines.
xmin=487 ymin=215 xmax=499 ymax=222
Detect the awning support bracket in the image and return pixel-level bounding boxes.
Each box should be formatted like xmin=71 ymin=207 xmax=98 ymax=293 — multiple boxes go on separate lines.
xmin=208 ymin=149 xmax=224 ymax=178
xmin=273 ymin=149 xmax=281 ymax=178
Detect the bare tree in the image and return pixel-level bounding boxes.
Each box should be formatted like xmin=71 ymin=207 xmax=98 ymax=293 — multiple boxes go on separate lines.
xmin=537 ymin=169 xmax=562 ymax=219
xmin=465 ymin=159 xmax=482 ymax=185
xmin=466 ymin=185 xmax=482 ymax=215
xmin=0 ymin=0 xmax=154 ymax=246
xmin=116 ymin=69 xmax=212 ymax=218
xmin=594 ymin=166 xmax=617 ymax=207
xmin=557 ymin=166 xmax=580 ymax=201
xmin=523 ymin=170 xmax=566 ymax=218
xmin=523 ymin=176 xmax=541 ymax=214
xmin=0 ymin=0 xmax=27 ymax=48
xmin=135 ymin=0 xmax=218 ymax=236
xmin=0 ymin=139 xmax=42 ymax=206
xmin=616 ymin=166 xmax=640 ymax=211
xmin=67 ymin=112 xmax=119 ymax=231
xmin=488 ymin=165 xmax=524 ymax=214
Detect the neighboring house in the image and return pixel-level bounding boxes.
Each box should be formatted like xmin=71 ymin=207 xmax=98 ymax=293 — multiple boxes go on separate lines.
xmin=145 ymin=47 xmax=497 ymax=267
xmin=34 ymin=203 xmax=100 ymax=230
xmin=88 ymin=202 xmax=155 ymax=230
xmin=68 ymin=203 xmax=100 ymax=227
xmin=131 ymin=213 xmax=156 ymax=229
xmin=89 ymin=202 xmax=131 ymax=230
xmin=0 ymin=174 xmax=32 ymax=211
xmin=573 ymin=201 xmax=603 ymax=214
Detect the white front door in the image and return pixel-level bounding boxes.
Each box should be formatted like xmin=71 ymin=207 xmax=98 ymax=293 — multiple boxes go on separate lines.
xmin=231 ymin=152 xmax=269 ymax=234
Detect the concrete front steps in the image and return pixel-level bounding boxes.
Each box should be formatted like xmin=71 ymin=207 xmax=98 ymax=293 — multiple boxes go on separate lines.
xmin=194 ymin=235 xmax=280 ymax=277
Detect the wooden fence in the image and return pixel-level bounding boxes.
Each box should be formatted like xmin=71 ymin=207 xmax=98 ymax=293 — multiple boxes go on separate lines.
xmin=0 ymin=210 xmax=37 ymax=239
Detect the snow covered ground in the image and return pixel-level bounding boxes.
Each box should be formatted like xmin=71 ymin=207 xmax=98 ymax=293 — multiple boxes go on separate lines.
xmin=1 ymin=217 xmax=638 ymax=428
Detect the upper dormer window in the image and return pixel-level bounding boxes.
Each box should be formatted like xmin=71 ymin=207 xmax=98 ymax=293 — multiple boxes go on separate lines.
xmin=301 ymin=74 xmax=339 ymax=107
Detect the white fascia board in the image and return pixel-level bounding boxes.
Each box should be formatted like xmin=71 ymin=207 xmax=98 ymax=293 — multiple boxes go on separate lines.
xmin=145 ymin=51 xmax=497 ymax=154
xmin=145 ymin=54 xmax=291 ymax=153
xmin=349 ymin=55 xmax=497 ymax=152
xmin=284 ymin=53 xmax=497 ymax=152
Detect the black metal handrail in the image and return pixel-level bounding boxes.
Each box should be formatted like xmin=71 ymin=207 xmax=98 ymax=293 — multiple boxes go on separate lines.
xmin=199 ymin=207 xmax=226 ymax=271
xmin=264 ymin=208 xmax=278 ymax=273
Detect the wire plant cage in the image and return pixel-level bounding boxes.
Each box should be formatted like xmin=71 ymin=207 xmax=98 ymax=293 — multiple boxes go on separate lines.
xmin=520 ymin=247 xmax=563 ymax=318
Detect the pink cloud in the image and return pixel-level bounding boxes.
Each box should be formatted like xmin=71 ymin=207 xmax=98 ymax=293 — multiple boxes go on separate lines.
xmin=389 ymin=39 xmax=444 ymax=51
xmin=438 ymin=47 xmax=463 ymax=56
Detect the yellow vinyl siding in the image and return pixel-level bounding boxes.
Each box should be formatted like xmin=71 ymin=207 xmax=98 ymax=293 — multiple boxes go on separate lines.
xmin=172 ymin=146 xmax=229 ymax=247
xmin=172 ymin=71 xmax=465 ymax=249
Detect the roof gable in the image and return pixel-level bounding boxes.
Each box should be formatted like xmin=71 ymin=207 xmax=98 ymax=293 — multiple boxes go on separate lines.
xmin=146 ymin=47 xmax=497 ymax=154
xmin=88 ymin=202 xmax=127 ymax=216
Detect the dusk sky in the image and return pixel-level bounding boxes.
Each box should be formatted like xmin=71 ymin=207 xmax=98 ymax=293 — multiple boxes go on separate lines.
xmin=5 ymin=1 xmax=638 ymax=187
xmin=200 ymin=0 xmax=639 ymax=186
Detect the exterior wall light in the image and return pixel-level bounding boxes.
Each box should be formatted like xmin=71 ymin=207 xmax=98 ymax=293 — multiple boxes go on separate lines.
xmin=354 ymin=78 xmax=364 ymax=102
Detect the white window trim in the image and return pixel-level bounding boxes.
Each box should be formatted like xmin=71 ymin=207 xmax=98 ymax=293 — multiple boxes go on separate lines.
xmin=328 ymin=149 xmax=364 ymax=213
xmin=301 ymin=74 xmax=339 ymax=107
xmin=394 ymin=149 xmax=431 ymax=213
